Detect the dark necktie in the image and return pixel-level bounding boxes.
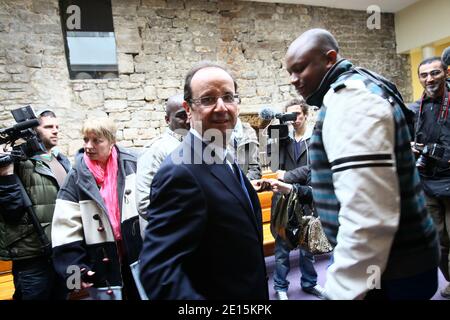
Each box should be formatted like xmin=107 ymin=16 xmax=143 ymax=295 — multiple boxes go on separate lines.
xmin=231 ymin=162 xmax=254 ymax=213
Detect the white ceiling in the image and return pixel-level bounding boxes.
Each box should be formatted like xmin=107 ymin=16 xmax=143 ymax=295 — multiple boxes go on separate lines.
xmin=242 ymin=0 xmax=421 ymax=13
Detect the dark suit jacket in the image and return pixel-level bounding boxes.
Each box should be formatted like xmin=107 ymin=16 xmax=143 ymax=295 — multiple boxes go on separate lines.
xmin=139 ymin=133 xmax=268 ymax=300
xmin=268 ymin=136 xmax=310 ymax=184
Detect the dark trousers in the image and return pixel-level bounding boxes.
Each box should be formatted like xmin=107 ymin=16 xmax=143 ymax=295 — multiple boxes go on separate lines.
xmin=12 ymin=256 xmax=68 ymax=300
xmin=116 ymin=258 xmax=139 ymax=300
xmin=364 ymin=268 xmax=438 ymax=300
xmin=424 ymin=194 xmax=450 ymax=281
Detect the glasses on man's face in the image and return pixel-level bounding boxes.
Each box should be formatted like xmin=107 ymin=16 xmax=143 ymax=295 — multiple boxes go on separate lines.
xmin=190 ymin=93 xmax=240 ymax=107
xmin=419 ymin=69 xmax=444 ymax=80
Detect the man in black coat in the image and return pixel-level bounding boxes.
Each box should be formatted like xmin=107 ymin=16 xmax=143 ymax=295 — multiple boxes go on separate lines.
xmin=409 ymin=56 xmax=450 ymax=299
xmin=267 ymin=99 xmax=324 ymax=300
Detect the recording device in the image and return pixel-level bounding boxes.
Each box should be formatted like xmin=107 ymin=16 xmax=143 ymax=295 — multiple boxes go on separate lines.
xmin=259 ymin=107 xmax=298 ymax=122
xmin=259 ymin=107 xmax=298 ymax=142
xmin=0 ymin=105 xmax=51 ymax=257
xmin=414 ymin=143 xmax=446 ymax=174
xmin=0 ymin=105 xmax=46 ymax=167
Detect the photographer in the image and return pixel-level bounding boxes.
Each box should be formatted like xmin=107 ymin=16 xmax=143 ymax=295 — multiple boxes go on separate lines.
xmin=0 ymin=109 xmax=70 ymax=300
xmin=409 ymin=57 xmax=450 ymax=299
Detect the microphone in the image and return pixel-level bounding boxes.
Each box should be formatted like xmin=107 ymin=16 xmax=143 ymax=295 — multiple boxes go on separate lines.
xmin=258 ymin=107 xmax=297 ymax=122
xmin=443 ymin=46 xmax=450 ymax=67
xmin=13 ymin=119 xmax=40 ymax=131
xmin=0 ymin=119 xmax=40 ymax=135
xmin=259 ymin=107 xmax=278 ymax=120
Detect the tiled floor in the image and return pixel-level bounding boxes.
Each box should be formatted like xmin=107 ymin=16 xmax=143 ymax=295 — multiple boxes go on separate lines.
xmin=265 ymin=249 xmax=448 ymax=300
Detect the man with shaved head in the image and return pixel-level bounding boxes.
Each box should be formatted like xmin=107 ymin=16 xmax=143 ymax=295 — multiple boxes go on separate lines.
xmin=285 ymin=28 xmax=439 ymax=300
xmin=136 ymin=94 xmax=190 ymax=237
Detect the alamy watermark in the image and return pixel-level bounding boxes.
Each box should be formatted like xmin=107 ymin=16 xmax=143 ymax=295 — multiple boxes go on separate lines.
xmin=66 ymin=264 xmax=82 ymax=290
xmin=167 ymin=122 xmax=281 ymax=168
xmin=367 ymin=5 xmax=381 ymax=30
xmin=66 ymin=4 xmax=81 ymax=30
xmin=366 ymin=264 xmax=381 ymax=290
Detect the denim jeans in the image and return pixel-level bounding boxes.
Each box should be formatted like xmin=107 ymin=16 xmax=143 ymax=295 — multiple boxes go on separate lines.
xmin=273 ymin=235 xmax=318 ymax=292
xmin=12 ymin=256 xmax=67 ymax=300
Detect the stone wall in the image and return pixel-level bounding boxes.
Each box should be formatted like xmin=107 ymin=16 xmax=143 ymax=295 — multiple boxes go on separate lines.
xmin=0 ymin=0 xmax=412 ymax=156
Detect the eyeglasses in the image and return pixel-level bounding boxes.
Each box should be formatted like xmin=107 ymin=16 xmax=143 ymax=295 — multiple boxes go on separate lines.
xmin=190 ymin=94 xmax=240 ymax=107
xmin=419 ymin=69 xmax=444 ymax=80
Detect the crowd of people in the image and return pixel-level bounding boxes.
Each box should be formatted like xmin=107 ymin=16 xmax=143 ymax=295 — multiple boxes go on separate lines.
xmin=1 ymin=28 xmax=450 ymax=300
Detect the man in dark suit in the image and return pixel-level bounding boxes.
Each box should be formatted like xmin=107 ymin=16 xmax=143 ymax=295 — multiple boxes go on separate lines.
xmin=139 ymin=61 xmax=268 ymax=300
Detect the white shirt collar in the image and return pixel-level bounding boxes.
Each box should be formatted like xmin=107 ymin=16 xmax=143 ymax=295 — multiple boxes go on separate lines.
xmin=189 ymin=128 xmax=231 ymax=163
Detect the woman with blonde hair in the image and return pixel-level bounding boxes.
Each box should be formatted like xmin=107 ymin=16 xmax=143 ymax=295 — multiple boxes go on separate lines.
xmin=51 ymin=117 xmax=142 ymax=300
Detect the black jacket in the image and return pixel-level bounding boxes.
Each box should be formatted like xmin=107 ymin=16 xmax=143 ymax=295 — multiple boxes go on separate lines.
xmin=409 ymin=85 xmax=450 ymax=197
xmin=140 ymin=133 xmax=268 ymax=300
xmin=268 ymin=133 xmax=313 ymax=213
xmin=268 ymin=134 xmax=310 ymax=177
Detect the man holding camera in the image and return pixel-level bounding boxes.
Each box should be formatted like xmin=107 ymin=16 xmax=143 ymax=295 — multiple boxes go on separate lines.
xmin=0 ymin=109 xmax=70 ymax=300
xmin=267 ymin=98 xmax=324 ymax=300
xmin=410 ymin=56 xmax=450 ymax=299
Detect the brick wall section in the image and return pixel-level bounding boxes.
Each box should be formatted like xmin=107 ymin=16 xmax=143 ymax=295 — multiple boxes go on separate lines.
xmin=0 ymin=0 xmax=413 ymax=156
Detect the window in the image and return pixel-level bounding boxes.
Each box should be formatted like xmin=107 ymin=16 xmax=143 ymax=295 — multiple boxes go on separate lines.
xmin=59 ymin=0 xmax=118 ymax=79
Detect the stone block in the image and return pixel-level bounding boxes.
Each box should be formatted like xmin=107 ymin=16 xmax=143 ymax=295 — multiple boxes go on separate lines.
xmin=117 ymin=139 xmax=134 ymax=148
xmin=68 ymin=139 xmax=84 ymax=156
xmin=130 ymin=73 xmax=145 ymax=83
xmin=127 ymin=88 xmax=145 ymax=101
xmin=156 ymin=87 xmax=177 ymax=100
xmin=120 ymin=82 xmax=142 ymax=89
xmin=151 ymin=120 xmax=162 ymax=128
xmin=109 ymin=111 xmax=131 ymax=121
xmin=0 ymin=73 xmax=11 ymax=82
xmin=6 ymin=65 xmax=26 ymax=74
xmin=118 ymin=53 xmax=134 ymax=74
xmin=116 ymin=29 xmax=141 ymax=54
xmin=105 ymin=100 xmax=128 ymax=111
xmin=144 ymin=86 xmax=157 ymax=101
xmin=79 ymin=90 xmax=104 ymax=107
xmin=150 ymin=111 xmax=165 ymax=121
xmin=132 ymin=110 xmax=152 ymax=121
xmin=104 ymin=89 xmax=127 ymax=100
xmin=12 ymin=73 xmax=30 ymax=83
xmin=138 ymin=127 xmax=157 ymax=139
xmin=123 ymin=128 xmax=139 ymax=139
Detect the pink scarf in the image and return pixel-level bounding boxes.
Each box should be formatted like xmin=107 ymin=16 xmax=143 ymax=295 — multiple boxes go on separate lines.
xmin=83 ymin=146 xmax=121 ymax=240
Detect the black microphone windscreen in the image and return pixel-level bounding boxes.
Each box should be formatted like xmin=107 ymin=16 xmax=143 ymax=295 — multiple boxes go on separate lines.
xmin=443 ymin=46 xmax=450 ymax=66
xmin=259 ymin=107 xmax=275 ymax=120
xmin=14 ymin=119 xmax=40 ymax=131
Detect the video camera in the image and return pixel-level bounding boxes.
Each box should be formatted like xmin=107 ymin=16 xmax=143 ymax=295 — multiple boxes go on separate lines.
xmin=259 ymin=107 xmax=298 ymax=142
xmin=0 ymin=105 xmax=51 ymax=257
xmin=0 ymin=105 xmax=47 ymax=167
